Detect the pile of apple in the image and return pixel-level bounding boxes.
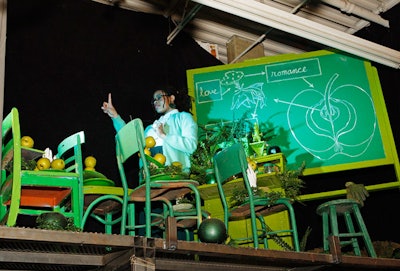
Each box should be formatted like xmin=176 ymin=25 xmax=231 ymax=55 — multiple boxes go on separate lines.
xmin=143 ymin=136 xmax=184 ymax=169
xmin=144 ymin=136 xmax=167 ymax=166
xmin=19 ymin=135 xmax=64 ymax=171
xmin=35 ymin=157 xmax=64 ymax=171
xmin=21 ymin=135 xmax=98 ymax=172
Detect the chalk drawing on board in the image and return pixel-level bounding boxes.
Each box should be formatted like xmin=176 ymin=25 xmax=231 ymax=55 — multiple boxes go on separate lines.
xmin=220 ymin=70 xmax=266 ymax=118
xmin=277 ymin=73 xmax=377 ymax=161
xmin=265 ymin=58 xmax=322 ymax=83
xmin=195 ymin=79 xmax=223 ymax=104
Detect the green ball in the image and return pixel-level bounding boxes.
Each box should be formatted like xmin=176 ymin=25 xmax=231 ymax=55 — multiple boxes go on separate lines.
xmin=36 ymin=212 xmax=68 ymax=230
xmin=198 ymin=218 xmax=227 ymax=244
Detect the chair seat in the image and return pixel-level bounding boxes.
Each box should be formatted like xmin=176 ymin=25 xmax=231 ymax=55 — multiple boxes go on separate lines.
xmin=1 ymin=170 xmax=78 ymax=200
xmin=84 ymin=194 xmax=122 ymax=215
xmin=129 ymin=180 xmax=198 ymax=202
xmin=230 ymin=203 xmax=287 ymax=220
xmin=21 ymin=169 xmax=79 ymax=178
xmin=82 ymin=186 xmax=125 ymax=216
xmin=6 ymin=187 xmax=71 ymax=207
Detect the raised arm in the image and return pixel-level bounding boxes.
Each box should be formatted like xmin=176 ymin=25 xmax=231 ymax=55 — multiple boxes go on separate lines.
xmin=101 ymin=92 xmax=126 ymax=132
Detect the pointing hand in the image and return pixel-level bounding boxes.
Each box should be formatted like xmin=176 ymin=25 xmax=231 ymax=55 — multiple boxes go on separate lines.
xmin=101 ymin=93 xmax=118 ymax=118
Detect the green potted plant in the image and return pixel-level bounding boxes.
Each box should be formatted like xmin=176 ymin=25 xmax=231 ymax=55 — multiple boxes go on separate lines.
xmin=230 ymin=161 xmax=306 ymax=207
xmin=190 ymin=114 xmax=277 ymax=184
xmin=190 ymin=112 xmax=277 ymax=185
xmin=190 ymin=113 xmax=252 ymax=184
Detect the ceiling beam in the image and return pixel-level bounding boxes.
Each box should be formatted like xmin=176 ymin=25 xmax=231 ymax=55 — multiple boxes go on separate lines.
xmin=167 ymin=3 xmax=203 ymax=45
xmin=190 ymin=0 xmax=400 ymax=69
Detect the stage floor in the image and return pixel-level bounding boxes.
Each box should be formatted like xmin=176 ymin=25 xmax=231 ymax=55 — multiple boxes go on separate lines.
xmin=0 ymin=226 xmax=399 ymax=271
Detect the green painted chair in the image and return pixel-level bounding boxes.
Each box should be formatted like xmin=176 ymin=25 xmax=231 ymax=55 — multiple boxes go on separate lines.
xmin=55 ymin=131 xmax=128 ymax=234
xmin=213 ymin=143 xmax=300 ymax=251
xmin=52 ymin=131 xmax=128 ymax=234
xmin=0 ymin=107 xmax=83 ymax=228
xmin=1 ymin=108 xmax=125 ymax=234
xmin=115 ymin=118 xmax=203 ymax=238
xmin=81 ymin=172 xmax=127 ymax=234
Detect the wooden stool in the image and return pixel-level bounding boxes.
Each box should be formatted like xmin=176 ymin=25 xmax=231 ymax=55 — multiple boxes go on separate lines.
xmin=316 ymin=199 xmax=376 ymax=257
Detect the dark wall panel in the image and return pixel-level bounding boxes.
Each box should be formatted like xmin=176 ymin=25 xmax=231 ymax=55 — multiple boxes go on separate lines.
xmin=4 ymin=0 xmax=222 ymax=182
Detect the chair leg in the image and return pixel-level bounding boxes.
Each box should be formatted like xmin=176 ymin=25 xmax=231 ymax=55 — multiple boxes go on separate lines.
xmin=104 ymin=212 xmax=113 ymax=234
xmin=257 ymin=215 xmax=269 ymax=249
xmin=188 ymin=183 xmax=203 ymax=230
xmin=184 ymin=229 xmax=191 ymax=241
xmin=249 ymin=206 xmax=259 ymax=249
xmin=125 ymin=203 xmax=136 ymax=236
xmin=285 ymin=203 xmax=300 ymax=252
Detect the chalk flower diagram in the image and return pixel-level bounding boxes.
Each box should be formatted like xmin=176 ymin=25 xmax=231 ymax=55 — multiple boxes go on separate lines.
xmin=221 ymin=71 xmax=266 ymax=117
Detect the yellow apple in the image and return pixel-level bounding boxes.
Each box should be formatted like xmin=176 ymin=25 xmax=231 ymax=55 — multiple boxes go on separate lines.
xmin=84 ymin=156 xmax=96 ymax=171
xmin=51 ymin=158 xmax=65 ymax=170
xmin=84 ymin=156 xmax=96 ymax=167
xmin=21 ymin=136 xmax=34 ymax=148
xmin=145 ymin=136 xmax=156 ymax=148
xmin=144 ymin=148 xmax=151 ymax=156
xmin=139 ymin=148 xmax=151 ymax=157
xmin=36 ymin=157 xmax=51 ymax=170
xmin=171 ymin=161 xmax=182 ymax=168
xmin=153 ymin=153 xmax=166 ymax=165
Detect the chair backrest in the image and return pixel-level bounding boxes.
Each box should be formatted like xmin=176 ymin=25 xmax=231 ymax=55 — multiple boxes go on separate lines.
xmin=115 ymin=118 xmax=154 ymax=236
xmin=55 ymin=131 xmax=86 ymax=221
xmin=55 ymin=131 xmax=85 ymax=175
xmin=115 ymin=118 xmax=149 ymax=188
xmin=213 ymin=143 xmax=254 ymax=224
xmin=1 ymin=107 xmax=17 ymax=139
xmin=1 ymin=108 xmax=23 ymax=217
xmin=213 ymin=143 xmax=249 ymax=184
xmin=1 ymin=108 xmax=22 ymax=179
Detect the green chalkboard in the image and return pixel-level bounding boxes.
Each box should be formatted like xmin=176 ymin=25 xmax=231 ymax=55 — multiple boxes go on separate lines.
xmin=187 ymin=50 xmax=399 ymax=176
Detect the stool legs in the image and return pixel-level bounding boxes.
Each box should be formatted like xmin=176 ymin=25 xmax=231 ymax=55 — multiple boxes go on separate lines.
xmin=343 ymin=210 xmax=361 ymax=256
xmin=321 ymin=211 xmax=330 ymax=252
xmin=352 ymin=204 xmax=377 ymax=257
xmin=317 ymin=199 xmax=377 ymax=258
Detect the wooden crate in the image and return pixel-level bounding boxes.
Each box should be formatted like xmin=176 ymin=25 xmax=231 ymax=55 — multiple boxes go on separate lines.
xmin=226 ymin=35 xmax=264 ymax=63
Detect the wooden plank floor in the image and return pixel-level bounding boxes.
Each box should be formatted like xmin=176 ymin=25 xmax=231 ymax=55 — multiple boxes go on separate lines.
xmin=0 ymin=226 xmax=399 ymax=271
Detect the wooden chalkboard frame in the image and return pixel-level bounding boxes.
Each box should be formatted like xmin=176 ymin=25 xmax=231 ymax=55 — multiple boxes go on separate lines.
xmin=187 ymin=50 xmax=400 ymax=195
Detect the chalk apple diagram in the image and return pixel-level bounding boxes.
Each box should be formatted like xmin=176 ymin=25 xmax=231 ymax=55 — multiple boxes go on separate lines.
xmin=286 ymin=73 xmax=376 ymax=160
xmin=217 ymin=70 xmax=376 ymax=161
